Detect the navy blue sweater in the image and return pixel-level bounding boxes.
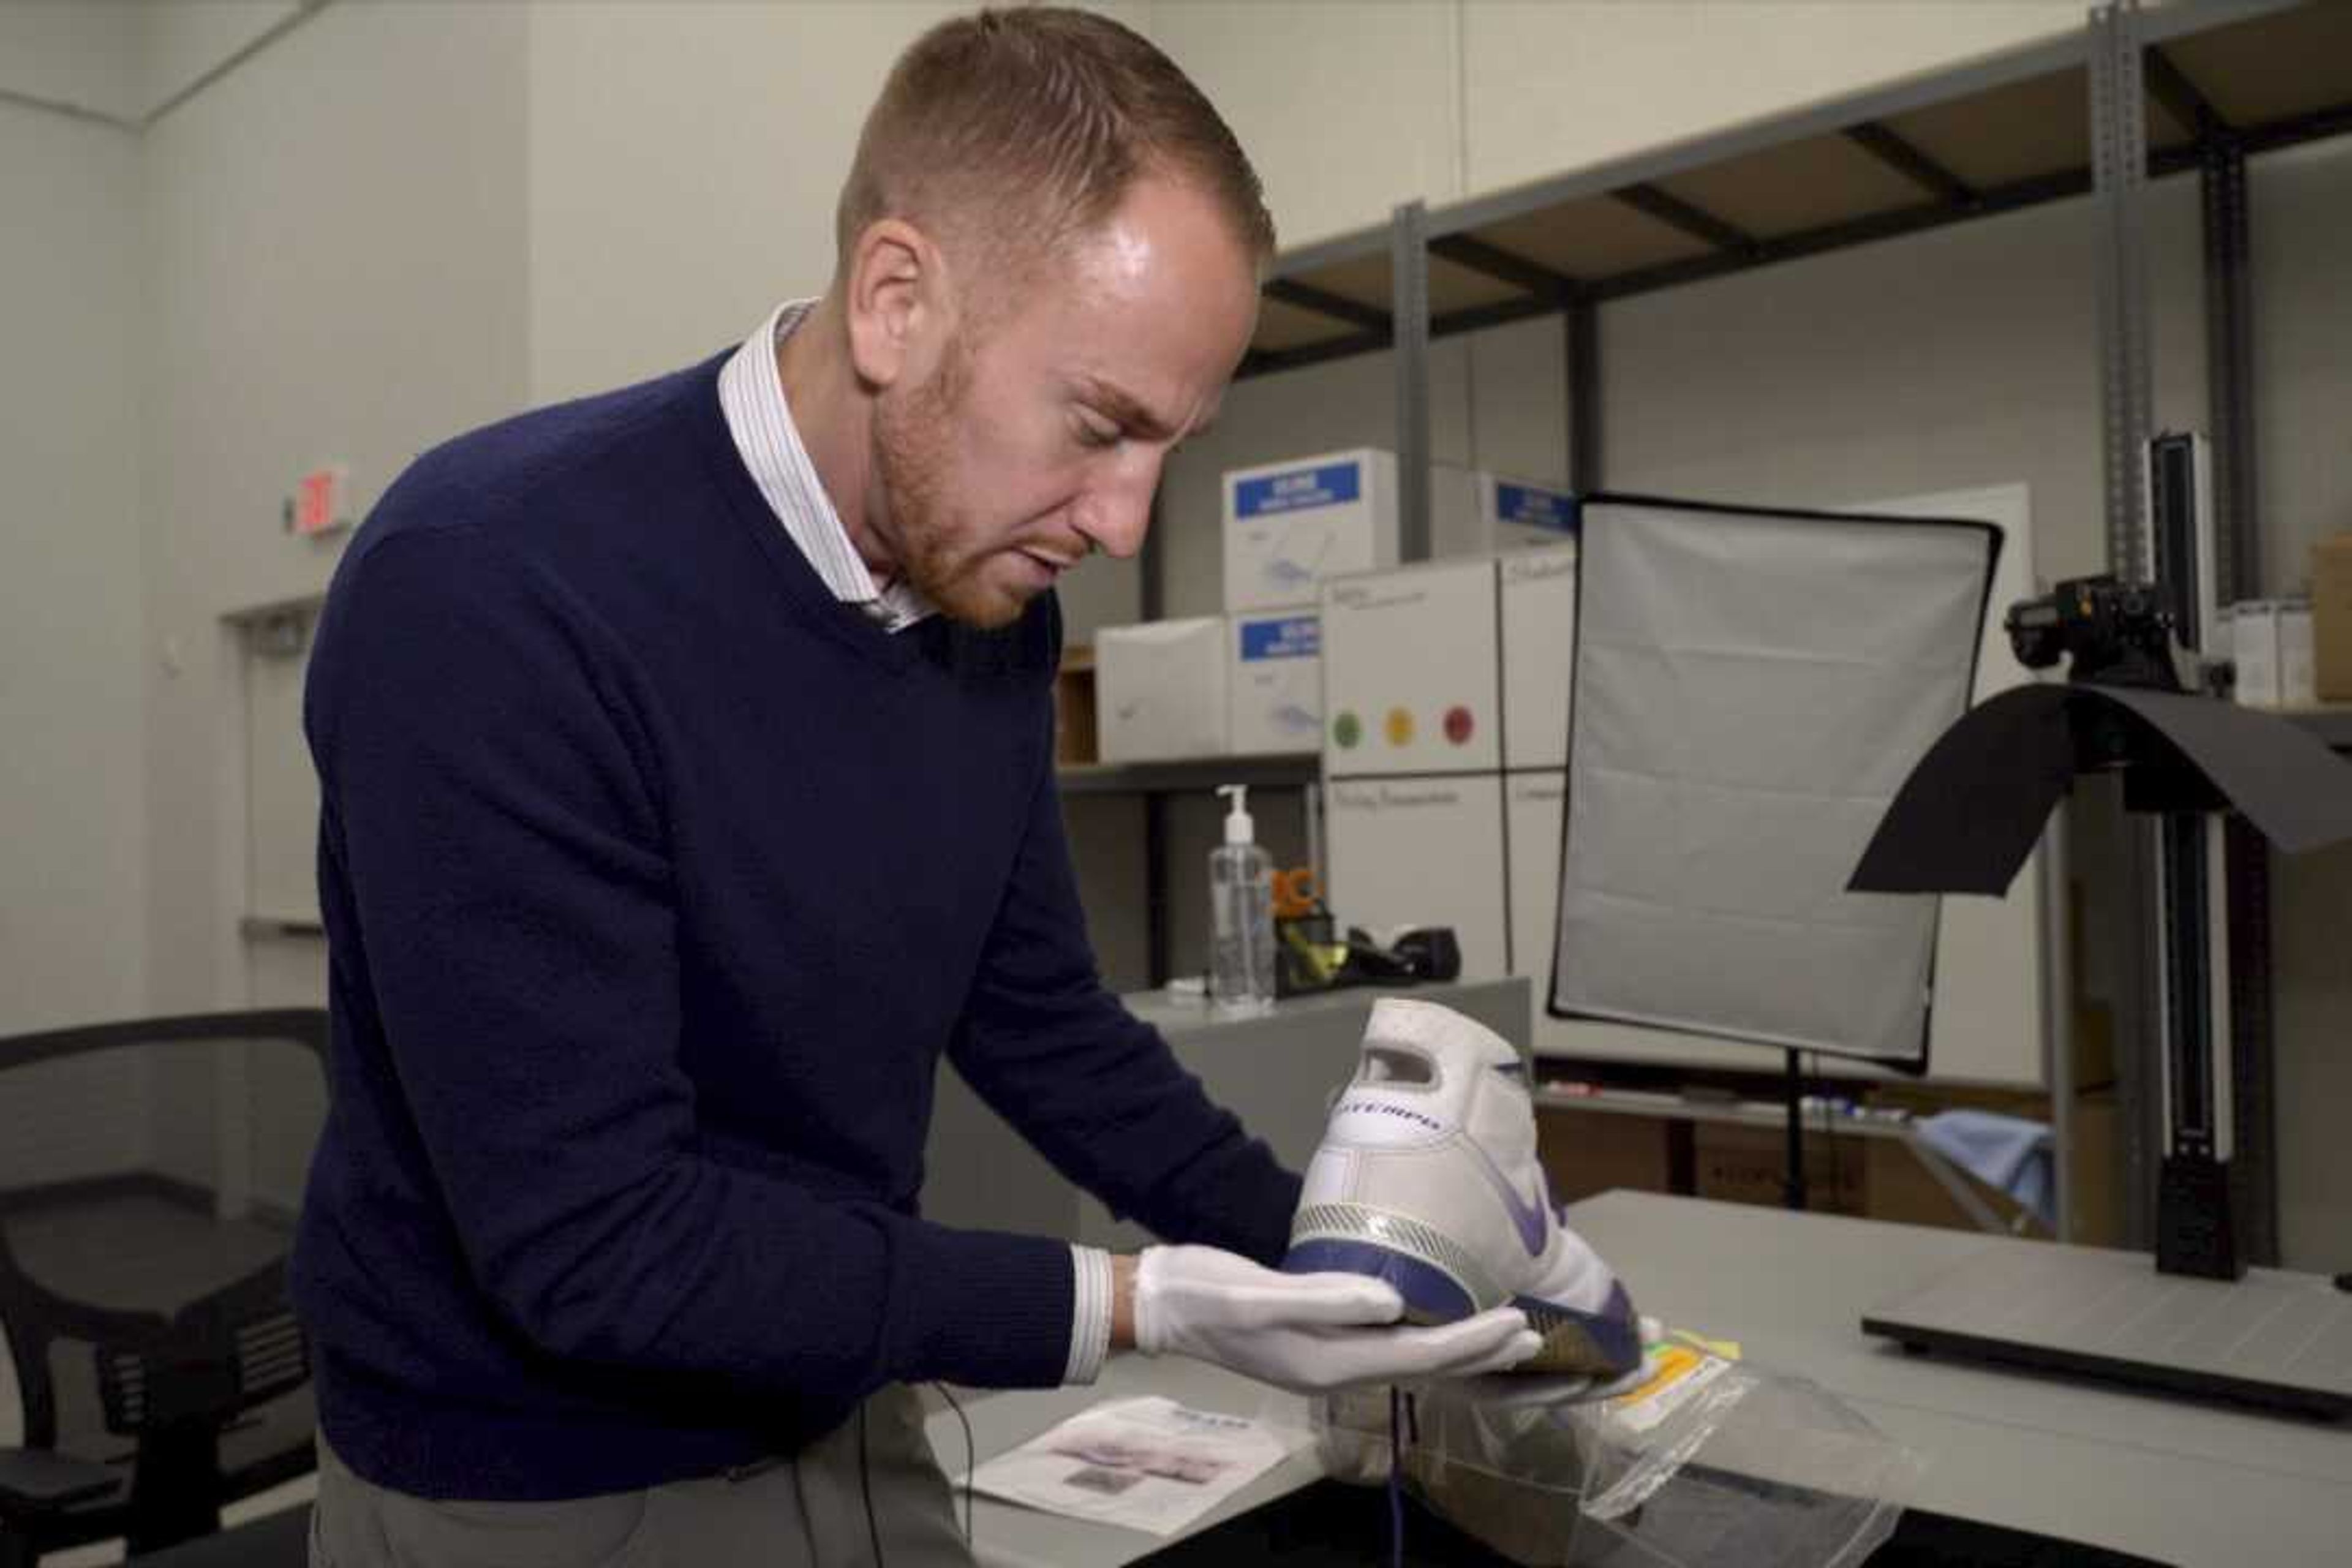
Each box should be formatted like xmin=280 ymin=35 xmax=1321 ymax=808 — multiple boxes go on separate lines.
xmin=292 ymin=352 xmax=1300 ymax=1500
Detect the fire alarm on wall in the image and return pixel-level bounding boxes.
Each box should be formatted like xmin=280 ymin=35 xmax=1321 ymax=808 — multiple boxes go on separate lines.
xmin=285 ymin=464 xmax=352 ymax=537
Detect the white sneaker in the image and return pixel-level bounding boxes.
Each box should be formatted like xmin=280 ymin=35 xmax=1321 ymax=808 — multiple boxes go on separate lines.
xmin=1282 ymin=998 xmax=1643 ymax=1378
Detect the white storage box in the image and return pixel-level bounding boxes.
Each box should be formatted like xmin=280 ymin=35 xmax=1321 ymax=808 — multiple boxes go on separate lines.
xmin=1228 ymin=611 xmax=1322 ymax=755
xmin=1096 ymin=617 xmax=1227 ymax=763
xmin=1499 ymin=545 xmax=1578 ymax=770
xmin=1320 ymin=557 xmax=1502 ymax=775
xmin=1481 ymin=475 xmax=1580 ymax=552
xmin=1505 ymin=769 xmax=1566 ymax=986
xmin=1325 ymin=774 xmax=1509 ymax=978
xmin=1223 ymin=448 xmax=1401 ymax=612
xmin=2231 ymin=599 xmax=2315 ymax=707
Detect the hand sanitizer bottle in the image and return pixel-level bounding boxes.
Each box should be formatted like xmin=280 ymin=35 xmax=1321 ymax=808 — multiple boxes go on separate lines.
xmin=1209 ymin=785 xmax=1276 ymax=1014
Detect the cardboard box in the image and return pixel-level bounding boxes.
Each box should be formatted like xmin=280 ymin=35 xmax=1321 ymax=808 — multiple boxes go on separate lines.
xmin=1096 ymin=617 xmax=1227 ymax=763
xmin=1054 ymin=645 xmax=1098 ymax=765
xmin=1320 ymin=557 xmax=1502 ymax=776
xmin=1537 ymin=1104 xmax=1672 ymax=1205
xmin=1693 ymin=1121 xmax=1867 ymax=1216
xmin=2068 ymin=1090 xmax=2121 ymax=1247
xmin=1324 ymin=774 xmax=1508 ymax=978
xmin=1864 ymin=1134 xmax=2028 ymax=1233
xmin=2315 ymin=532 xmax=2352 ymax=701
xmin=1223 ymin=448 xmax=1401 ymax=612
xmin=1499 ymin=545 xmax=1579 ymax=771
xmin=1227 ymin=611 xmax=1322 ymax=755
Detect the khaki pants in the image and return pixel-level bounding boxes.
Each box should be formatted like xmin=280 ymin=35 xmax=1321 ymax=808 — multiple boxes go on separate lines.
xmin=311 ymin=1387 xmax=974 ymax=1568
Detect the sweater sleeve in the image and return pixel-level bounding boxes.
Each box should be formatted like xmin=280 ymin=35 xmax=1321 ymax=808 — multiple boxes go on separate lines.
xmin=946 ymin=745 xmax=1304 ymax=1265
xmin=308 ymin=522 xmax=1075 ymax=1401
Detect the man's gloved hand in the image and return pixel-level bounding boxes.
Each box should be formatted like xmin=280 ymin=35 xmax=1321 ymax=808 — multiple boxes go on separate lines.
xmin=1124 ymin=1245 xmax=1541 ymax=1394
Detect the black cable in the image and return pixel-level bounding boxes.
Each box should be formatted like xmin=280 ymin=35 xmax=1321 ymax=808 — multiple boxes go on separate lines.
xmin=933 ymin=1381 xmax=976 ymax=1544
xmin=859 ymin=1401 xmax=886 ymax=1568
xmin=1812 ymin=1052 xmax=1842 ymax=1209
xmin=1385 ymin=1384 xmax=1406 ymax=1568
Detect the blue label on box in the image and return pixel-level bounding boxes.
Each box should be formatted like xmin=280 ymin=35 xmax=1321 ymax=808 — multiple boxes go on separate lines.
xmin=1239 ymin=616 xmax=1321 ymax=661
xmin=1234 ymin=461 xmax=1362 ymax=519
xmin=1494 ymin=482 xmax=1578 ymax=535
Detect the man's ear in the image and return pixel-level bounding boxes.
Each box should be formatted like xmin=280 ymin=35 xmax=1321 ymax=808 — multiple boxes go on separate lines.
xmin=845 ymin=218 xmax=952 ymax=391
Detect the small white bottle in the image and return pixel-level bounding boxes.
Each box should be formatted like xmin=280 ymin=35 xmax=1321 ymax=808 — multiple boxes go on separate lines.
xmin=1208 ymin=785 xmax=1277 ymax=1014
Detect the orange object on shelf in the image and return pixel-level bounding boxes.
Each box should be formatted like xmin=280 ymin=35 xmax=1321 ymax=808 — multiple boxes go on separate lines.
xmin=1272 ymin=866 xmax=1319 ymax=920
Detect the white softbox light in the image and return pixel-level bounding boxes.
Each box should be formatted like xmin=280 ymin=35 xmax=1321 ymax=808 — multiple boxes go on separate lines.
xmin=1548 ymin=497 xmax=2001 ymax=1069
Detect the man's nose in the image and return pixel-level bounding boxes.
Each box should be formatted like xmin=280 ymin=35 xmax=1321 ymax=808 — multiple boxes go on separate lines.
xmin=1074 ymin=450 xmax=1164 ymax=562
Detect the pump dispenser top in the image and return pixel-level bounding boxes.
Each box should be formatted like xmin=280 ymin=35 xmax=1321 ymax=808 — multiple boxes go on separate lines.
xmin=1218 ymin=785 xmax=1254 ymax=847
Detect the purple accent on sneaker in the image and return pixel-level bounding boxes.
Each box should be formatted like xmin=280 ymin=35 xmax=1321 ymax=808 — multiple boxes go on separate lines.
xmin=1281 ymin=1238 xmax=1477 ymax=1323
xmin=1466 ymin=1139 xmax=1551 ymax=1258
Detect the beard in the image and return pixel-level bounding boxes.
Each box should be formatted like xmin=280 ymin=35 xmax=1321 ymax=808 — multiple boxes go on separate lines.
xmin=870 ymin=334 xmax=1036 ymax=631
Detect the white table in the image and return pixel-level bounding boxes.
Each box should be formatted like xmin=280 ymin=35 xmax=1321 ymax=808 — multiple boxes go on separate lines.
xmin=1559 ymin=1192 xmax=2352 ymax=1567
xmin=924 ymin=1191 xmax=2352 ymax=1567
xmin=920 ymin=1355 xmax=1316 ymax=1568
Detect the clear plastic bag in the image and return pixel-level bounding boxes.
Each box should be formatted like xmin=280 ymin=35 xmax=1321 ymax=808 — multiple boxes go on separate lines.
xmin=1316 ymin=1332 xmax=1922 ymax=1568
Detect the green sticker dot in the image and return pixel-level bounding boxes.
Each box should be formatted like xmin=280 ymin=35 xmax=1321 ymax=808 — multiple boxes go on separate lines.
xmin=1333 ymin=711 xmax=1362 ymax=748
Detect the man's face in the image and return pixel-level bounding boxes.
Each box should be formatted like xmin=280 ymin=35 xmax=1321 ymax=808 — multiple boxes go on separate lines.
xmin=868 ymin=175 xmax=1261 ymax=629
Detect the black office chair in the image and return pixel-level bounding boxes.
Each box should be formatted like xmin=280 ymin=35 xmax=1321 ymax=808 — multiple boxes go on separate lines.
xmin=0 ymin=1010 xmax=326 ymax=1566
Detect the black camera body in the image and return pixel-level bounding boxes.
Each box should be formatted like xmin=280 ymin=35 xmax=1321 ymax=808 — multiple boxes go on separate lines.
xmin=2003 ymin=573 xmax=2187 ymax=692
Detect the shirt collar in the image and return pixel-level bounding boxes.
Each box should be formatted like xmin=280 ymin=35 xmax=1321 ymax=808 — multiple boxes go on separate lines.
xmin=716 ymin=300 xmax=935 ymax=633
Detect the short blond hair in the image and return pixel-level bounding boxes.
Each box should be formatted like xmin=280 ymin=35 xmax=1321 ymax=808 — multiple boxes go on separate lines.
xmin=837 ymin=7 xmax=1275 ymax=288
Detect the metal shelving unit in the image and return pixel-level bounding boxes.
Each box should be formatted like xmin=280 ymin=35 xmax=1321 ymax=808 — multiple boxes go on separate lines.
xmin=1531 ymin=1085 xmax=2022 ymax=1237
xmin=1056 ymin=747 xmax=1322 ymax=987
xmin=1055 ymin=754 xmax=1316 ymax=797
xmin=1195 ymin=0 xmax=2352 ymax=1256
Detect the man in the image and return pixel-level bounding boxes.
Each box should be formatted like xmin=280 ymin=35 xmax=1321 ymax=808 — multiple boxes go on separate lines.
xmin=296 ymin=10 xmax=1537 ymax=1565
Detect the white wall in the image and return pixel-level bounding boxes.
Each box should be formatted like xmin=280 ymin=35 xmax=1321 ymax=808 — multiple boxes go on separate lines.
xmin=0 ymin=1 xmax=307 ymax=125
xmin=0 ymin=0 xmax=141 ymax=121
xmin=140 ymin=0 xmax=305 ymax=118
xmin=138 ymin=0 xmax=531 ymax=1013
xmin=1461 ymin=2 xmax=2086 ymax=203
xmin=1144 ymin=2 xmax=2090 ymax=249
xmin=1147 ymin=1 xmax=1464 ymax=249
xmin=0 ymin=70 xmax=143 ymax=1034
xmin=530 ymin=1 xmax=951 ymax=402
xmin=1602 ymin=173 xmax=2209 ymax=576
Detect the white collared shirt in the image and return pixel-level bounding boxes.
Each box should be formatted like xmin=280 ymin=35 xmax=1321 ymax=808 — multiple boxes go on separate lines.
xmin=717 ymin=301 xmax=935 ymax=634
xmin=716 ymin=303 xmax=1115 ymax=1386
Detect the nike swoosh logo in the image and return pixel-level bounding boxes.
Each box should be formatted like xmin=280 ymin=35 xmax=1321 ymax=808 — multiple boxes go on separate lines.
xmin=1467 ymin=1140 xmax=1551 ymax=1257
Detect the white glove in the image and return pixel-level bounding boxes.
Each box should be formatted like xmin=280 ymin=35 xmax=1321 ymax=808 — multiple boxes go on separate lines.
xmin=1132 ymin=1245 xmax=1542 ymax=1394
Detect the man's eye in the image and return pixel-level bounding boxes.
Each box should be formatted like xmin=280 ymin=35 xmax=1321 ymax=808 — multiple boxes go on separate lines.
xmin=1076 ymin=416 xmax=1122 ymax=450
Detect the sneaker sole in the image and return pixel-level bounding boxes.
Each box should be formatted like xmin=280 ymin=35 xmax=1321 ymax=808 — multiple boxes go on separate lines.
xmin=1284 ymin=1202 xmax=1644 ymax=1378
